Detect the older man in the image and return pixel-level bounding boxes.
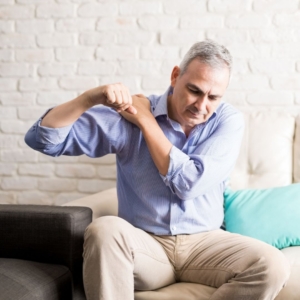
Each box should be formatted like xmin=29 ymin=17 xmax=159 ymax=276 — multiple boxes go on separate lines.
xmin=25 ymin=40 xmax=290 ymax=300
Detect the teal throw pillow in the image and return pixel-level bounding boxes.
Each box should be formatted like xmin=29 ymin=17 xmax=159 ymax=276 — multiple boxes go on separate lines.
xmin=224 ymin=184 xmax=300 ymax=249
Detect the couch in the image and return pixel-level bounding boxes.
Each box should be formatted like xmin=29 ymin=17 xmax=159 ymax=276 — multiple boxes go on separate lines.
xmin=0 ymin=205 xmax=92 ymax=300
xmin=64 ymin=111 xmax=300 ymax=300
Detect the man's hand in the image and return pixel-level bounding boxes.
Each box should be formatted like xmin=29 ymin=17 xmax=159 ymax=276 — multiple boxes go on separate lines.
xmin=84 ymin=83 xmax=137 ymax=115
xmin=120 ymin=94 xmax=155 ymax=128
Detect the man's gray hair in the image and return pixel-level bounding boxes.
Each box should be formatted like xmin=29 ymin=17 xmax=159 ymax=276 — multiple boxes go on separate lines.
xmin=179 ymin=40 xmax=232 ymax=75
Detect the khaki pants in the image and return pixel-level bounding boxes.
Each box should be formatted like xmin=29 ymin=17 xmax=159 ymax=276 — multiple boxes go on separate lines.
xmin=83 ymin=216 xmax=290 ymax=300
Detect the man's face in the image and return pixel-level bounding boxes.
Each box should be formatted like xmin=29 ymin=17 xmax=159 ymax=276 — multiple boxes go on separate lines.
xmin=168 ymin=59 xmax=230 ymax=135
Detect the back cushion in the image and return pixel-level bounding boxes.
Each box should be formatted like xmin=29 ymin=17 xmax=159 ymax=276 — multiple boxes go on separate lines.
xmin=294 ymin=115 xmax=300 ymax=183
xmin=230 ymin=112 xmax=295 ymax=190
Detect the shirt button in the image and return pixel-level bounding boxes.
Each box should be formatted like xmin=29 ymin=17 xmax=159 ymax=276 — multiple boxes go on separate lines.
xmin=172 ymin=226 xmax=176 ymax=231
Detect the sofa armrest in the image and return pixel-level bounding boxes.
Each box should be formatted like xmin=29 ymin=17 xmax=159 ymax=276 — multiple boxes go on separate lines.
xmin=62 ymin=188 xmax=118 ymax=220
xmin=0 ymin=205 xmax=92 ymax=274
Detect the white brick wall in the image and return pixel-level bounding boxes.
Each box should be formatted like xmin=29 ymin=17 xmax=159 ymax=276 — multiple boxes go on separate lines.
xmin=1 ymin=0 xmax=300 ymax=205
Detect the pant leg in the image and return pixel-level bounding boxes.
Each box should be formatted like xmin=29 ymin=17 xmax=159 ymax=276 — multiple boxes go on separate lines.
xmin=82 ymin=216 xmax=176 ymax=300
xmin=153 ymin=230 xmax=290 ymax=300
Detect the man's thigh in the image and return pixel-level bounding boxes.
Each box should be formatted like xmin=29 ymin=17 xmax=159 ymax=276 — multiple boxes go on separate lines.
xmin=84 ymin=216 xmax=176 ymax=291
xmin=155 ymin=229 xmax=288 ymax=288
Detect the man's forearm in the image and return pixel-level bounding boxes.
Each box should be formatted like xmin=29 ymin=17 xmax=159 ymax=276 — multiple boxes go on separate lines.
xmin=41 ymin=93 xmax=93 ymax=128
xmin=140 ymin=120 xmax=172 ymax=176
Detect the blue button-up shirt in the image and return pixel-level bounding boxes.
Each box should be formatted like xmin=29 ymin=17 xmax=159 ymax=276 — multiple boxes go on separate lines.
xmin=25 ymin=87 xmax=244 ymax=235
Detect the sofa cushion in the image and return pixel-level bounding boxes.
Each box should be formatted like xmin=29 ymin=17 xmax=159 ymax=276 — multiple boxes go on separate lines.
xmin=0 ymin=258 xmax=72 ymax=300
xmin=230 ymin=111 xmax=295 ymax=190
xmin=224 ymin=184 xmax=300 ymax=249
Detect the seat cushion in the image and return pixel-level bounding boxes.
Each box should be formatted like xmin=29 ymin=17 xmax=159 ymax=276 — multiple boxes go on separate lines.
xmin=134 ymin=246 xmax=300 ymax=300
xmin=0 ymin=258 xmax=72 ymax=300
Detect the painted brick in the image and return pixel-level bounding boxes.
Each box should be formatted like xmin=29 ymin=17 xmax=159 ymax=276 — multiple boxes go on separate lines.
xmin=0 ymin=192 xmax=16 ymax=204
xmin=59 ymin=77 xmax=98 ymax=91
xmin=0 ymin=20 xmax=14 ymax=33
xmin=0 ymin=163 xmax=17 ymax=176
xmin=142 ymin=76 xmax=170 ymax=91
xmin=250 ymin=29 xmax=298 ymax=43
xmin=229 ymin=74 xmax=269 ymax=90
xmin=181 ymin=15 xmax=223 ymax=29
xmin=36 ymin=4 xmax=75 ymax=18
xmin=164 ymin=0 xmax=206 ymax=14
xmin=38 ymin=63 xmax=76 ymax=76
xmin=0 ymin=33 xmax=35 ymax=48
xmin=160 ymin=31 xmax=205 ymax=46
xmin=96 ymin=17 xmax=137 ymax=31
xmin=9 ymin=152 xmax=38 ymax=169
xmin=0 ymin=5 xmax=34 ymax=19
xmin=56 ymin=47 xmax=95 ymax=61
xmin=297 ymin=61 xmax=300 ymax=72
xmin=56 ymin=164 xmax=96 ymax=178
xmin=118 ymin=61 xmax=161 ymax=76
xmin=249 ymin=59 xmax=295 ymax=74
xmin=54 ymin=192 xmax=87 ymax=206
xmin=208 ymin=0 xmax=252 ymax=13
xmin=96 ymin=46 xmax=137 ymax=61
xmin=206 ymin=29 xmax=249 ymax=44
xmin=140 ymin=46 xmax=179 ymax=60
xmin=78 ymin=61 xmax=116 ymax=75
xmin=0 ymin=92 xmax=36 ymax=106
xmin=1 ymin=177 xmax=38 ymax=190
xmin=231 ymin=58 xmax=249 ymax=74
xmin=0 ymin=63 xmax=33 ymax=77
xmin=120 ymin=2 xmax=161 ymax=15
xmin=97 ymin=165 xmax=116 ymax=179
xmin=78 ymin=3 xmax=118 ymax=17
xmin=79 ymin=32 xmax=115 ymax=46
xmin=16 ymin=20 xmax=54 ymax=33
xmin=0 ymin=78 xmax=17 ymax=91
xmin=138 ymin=16 xmax=178 ymax=30
xmin=226 ymin=14 xmax=271 ymax=29
xmin=0 ymin=0 xmax=14 ymax=4
xmin=274 ymin=13 xmax=300 ymax=28
xmin=295 ymin=92 xmax=300 ymax=105
xmin=0 ymin=49 xmax=13 ymax=62
xmin=17 ymin=191 xmax=53 ymax=205
xmin=247 ymin=91 xmax=294 ymax=105
xmin=78 ymin=154 xmax=116 ymax=164
xmin=19 ymin=78 xmax=58 ymax=91
xmin=272 ymin=44 xmax=300 ymax=58
xmin=17 ymin=106 xmax=48 ymax=120
xmin=37 ymin=33 xmax=75 ymax=48
xmin=271 ymin=75 xmax=300 ymax=90
xmin=0 ymin=107 xmax=17 ymax=119
xmin=117 ymin=31 xmax=156 ymax=46
xmin=226 ymin=43 xmax=272 ymax=59
xmin=15 ymin=49 xmax=53 ymax=63
xmin=38 ymin=178 xmax=77 ymax=192
xmin=253 ymin=0 xmax=299 ymax=12
xmin=223 ymin=91 xmax=247 ymax=106
xmin=56 ymin=18 xmax=95 ymax=32
xmin=37 ymin=91 xmax=77 ymax=106
xmin=1 ymin=120 xmax=32 ymax=134
xmin=19 ymin=163 xmax=54 ymax=176
xmin=78 ymin=179 xmax=116 ymax=193
xmin=0 ymin=135 xmax=19 ymax=149
xmin=161 ymin=60 xmax=177 ymax=75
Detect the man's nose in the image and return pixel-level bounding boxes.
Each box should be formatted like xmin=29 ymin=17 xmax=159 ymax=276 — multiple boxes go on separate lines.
xmin=195 ymin=96 xmax=208 ymax=112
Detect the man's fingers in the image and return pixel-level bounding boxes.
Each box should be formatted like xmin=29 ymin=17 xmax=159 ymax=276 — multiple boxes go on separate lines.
xmin=125 ymin=105 xmax=137 ymax=115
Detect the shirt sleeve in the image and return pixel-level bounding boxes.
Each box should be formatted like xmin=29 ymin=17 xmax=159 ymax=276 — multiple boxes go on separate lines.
xmin=160 ymin=107 xmax=245 ymax=201
xmin=24 ymin=105 xmax=131 ymax=157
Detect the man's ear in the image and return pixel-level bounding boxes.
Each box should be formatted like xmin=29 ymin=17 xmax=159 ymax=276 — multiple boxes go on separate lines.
xmin=170 ymin=66 xmax=180 ymax=87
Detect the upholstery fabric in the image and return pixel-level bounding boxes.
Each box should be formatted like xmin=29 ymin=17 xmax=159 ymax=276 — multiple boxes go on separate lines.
xmin=0 ymin=258 xmax=72 ymax=300
xmin=0 ymin=205 xmax=92 ymax=300
xmin=230 ymin=111 xmax=295 ymax=190
xmin=224 ymin=184 xmax=300 ymax=249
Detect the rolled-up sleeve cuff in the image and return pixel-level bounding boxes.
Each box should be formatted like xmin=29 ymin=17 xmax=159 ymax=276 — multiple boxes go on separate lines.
xmin=36 ymin=108 xmax=73 ymax=145
xmin=159 ymin=146 xmax=190 ymax=188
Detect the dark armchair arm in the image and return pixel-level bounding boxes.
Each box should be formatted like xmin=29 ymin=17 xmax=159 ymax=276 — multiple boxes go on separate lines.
xmin=0 ymin=205 xmax=92 ymax=299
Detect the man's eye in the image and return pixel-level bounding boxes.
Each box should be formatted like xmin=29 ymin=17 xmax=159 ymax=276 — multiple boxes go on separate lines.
xmin=189 ymin=88 xmax=198 ymax=94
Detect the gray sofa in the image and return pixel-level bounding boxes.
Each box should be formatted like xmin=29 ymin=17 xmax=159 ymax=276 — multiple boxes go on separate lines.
xmin=0 ymin=205 xmax=92 ymax=300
